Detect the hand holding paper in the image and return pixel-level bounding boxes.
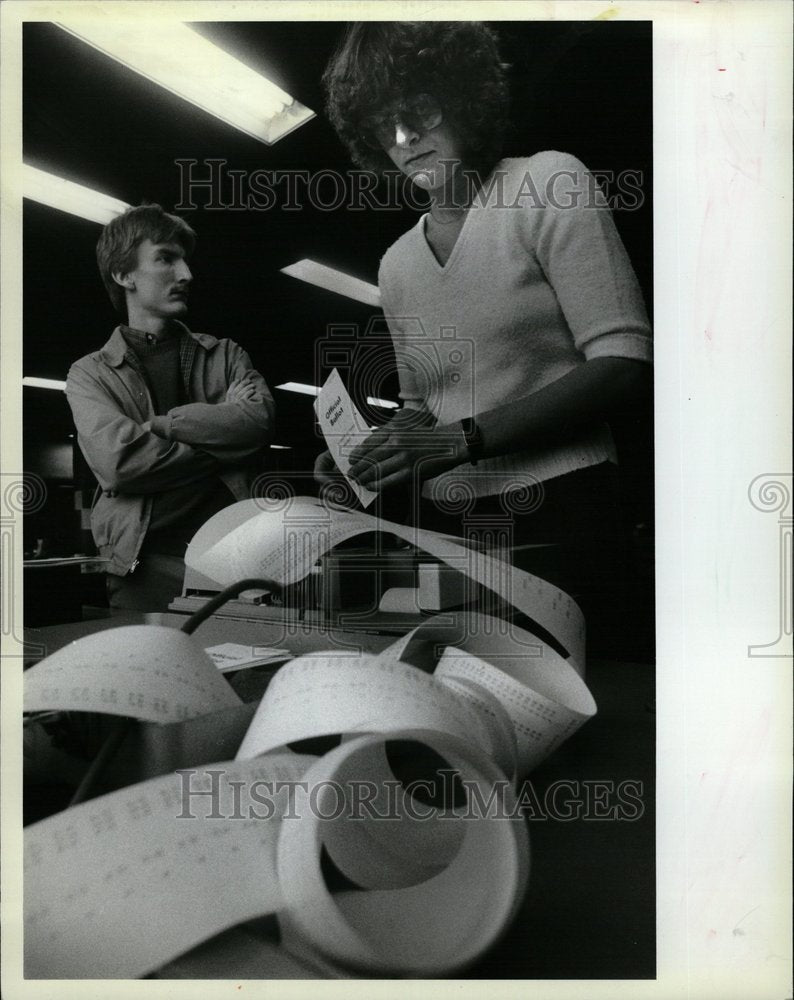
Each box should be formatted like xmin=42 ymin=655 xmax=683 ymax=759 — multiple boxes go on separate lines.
xmin=313 ymin=369 xmax=377 ymax=508
xmin=347 ymin=407 xmax=464 ymax=492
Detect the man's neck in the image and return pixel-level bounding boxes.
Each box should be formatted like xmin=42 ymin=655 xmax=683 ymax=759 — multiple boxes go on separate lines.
xmin=123 ymin=312 xmax=174 ymax=341
xmin=428 ymin=166 xmax=475 ymax=224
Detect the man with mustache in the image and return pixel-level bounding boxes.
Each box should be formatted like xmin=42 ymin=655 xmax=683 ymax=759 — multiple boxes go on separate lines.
xmin=66 ymin=203 xmax=274 ymax=611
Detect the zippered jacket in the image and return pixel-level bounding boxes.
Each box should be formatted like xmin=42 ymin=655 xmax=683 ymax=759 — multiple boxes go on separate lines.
xmin=65 ymin=322 xmax=275 ymax=575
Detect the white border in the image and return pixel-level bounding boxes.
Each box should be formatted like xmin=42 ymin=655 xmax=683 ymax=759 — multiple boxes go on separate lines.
xmin=2 ymin=2 xmax=792 ymax=998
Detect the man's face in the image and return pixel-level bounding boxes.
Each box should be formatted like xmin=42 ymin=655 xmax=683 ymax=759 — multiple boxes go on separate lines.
xmin=119 ymin=239 xmax=192 ymax=321
xmin=384 ymin=119 xmax=467 ymax=194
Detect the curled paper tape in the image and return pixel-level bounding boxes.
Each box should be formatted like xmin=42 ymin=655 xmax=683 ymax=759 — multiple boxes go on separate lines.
xmin=276 ymin=729 xmax=530 ymax=976
xmin=24 ymin=734 xmax=528 ymax=978
xmin=435 ymin=673 xmax=518 ymax=785
xmin=186 ymin=496 xmax=586 ymax=669
xmin=435 ymin=647 xmax=596 ymax=776
xmin=23 ymin=625 xmax=242 ymax=722
xmin=24 ymin=755 xmax=314 ymax=979
xmin=315 ymin=738 xmax=466 ymax=890
xmin=235 ymin=651 xmax=497 ymax=762
xmin=24 ymin=525 xmax=594 ymax=977
xmin=153 ymin=929 xmax=335 ymax=980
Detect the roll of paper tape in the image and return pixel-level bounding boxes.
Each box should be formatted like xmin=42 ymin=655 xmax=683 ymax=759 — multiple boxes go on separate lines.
xmin=276 ymin=729 xmax=530 ymax=976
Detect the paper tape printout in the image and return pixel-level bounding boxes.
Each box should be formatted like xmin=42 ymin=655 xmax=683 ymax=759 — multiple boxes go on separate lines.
xmin=274 ymin=730 xmax=529 ymax=976
xmin=187 ymin=496 xmax=586 ymax=669
xmin=24 ymin=755 xmax=311 ymax=978
xmin=23 ymin=625 xmax=242 ymax=722
xmin=25 ymin=730 xmax=529 ymax=978
xmin=25 ymin=495 xmax=596 ymax=977
xmin=235 ymin=651 xmax=495 ymax=761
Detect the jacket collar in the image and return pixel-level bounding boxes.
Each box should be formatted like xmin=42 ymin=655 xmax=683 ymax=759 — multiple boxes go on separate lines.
xmin=99 ymin=321 xmax=218 ymax=368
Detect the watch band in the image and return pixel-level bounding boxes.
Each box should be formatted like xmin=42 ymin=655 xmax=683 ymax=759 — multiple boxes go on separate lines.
xmin=460 ymin=417 xmax=484 ymax=466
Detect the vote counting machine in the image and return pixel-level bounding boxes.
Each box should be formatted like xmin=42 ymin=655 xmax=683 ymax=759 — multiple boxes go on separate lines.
xmin=170 ymin=531 xmax=565 ymax=637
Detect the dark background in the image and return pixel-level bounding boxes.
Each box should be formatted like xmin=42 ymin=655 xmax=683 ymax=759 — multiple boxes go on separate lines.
xmin=22 ymin=19 xmax=653 ymax=557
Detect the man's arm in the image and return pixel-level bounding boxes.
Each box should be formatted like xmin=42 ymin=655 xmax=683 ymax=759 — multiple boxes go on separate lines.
xmin=66 ymin=362 xmax=220 ymax=494
xmin=148 ymin=344 xmax=275 ymax=462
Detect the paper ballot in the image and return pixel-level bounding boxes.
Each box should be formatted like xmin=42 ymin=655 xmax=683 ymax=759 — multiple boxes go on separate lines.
xmin=24 ymin=497 xmax=598 ymax=979
xmin=204 ymin=642 xmax=291 ymax=674
xmin=314 ymin=369 xmax=378 ymax=508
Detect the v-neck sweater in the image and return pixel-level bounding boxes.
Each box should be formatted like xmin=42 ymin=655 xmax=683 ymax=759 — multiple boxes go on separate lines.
xmin=378 ymin=151 xmax=653 ymax=496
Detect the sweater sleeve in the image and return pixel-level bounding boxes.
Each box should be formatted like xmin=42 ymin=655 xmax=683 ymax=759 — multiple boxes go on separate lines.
xmin=529 ymin=153 xmax=653 ymax=364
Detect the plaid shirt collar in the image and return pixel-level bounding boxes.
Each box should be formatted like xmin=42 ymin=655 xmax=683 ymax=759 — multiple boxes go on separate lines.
xmin=99 ymin=321 xmax=218 ymax=384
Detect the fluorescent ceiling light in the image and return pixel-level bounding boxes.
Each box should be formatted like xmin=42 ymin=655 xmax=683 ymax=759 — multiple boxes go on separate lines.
xmin=23 ymin=377 xmax=67 ymax=391
xmin=269 ymin=444 xmax=292 ymax=450
xmin=275 ymin=382 xmax=321 ymax=397
xmin=56 ymin=21 xmax=314 ymax=145
xmin=280 ymin=260 xmax=381 ymax=308
xmin=22 ymin=165 xmax=129 ymax=226
xmin=366 ymin=396 xmax=399 ymax=409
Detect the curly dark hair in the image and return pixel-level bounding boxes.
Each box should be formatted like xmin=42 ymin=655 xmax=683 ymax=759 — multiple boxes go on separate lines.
xmin=323 ymin=22 xmax=509 ymax=177
xmin=96 ymin=203 xmax=196 ymax=314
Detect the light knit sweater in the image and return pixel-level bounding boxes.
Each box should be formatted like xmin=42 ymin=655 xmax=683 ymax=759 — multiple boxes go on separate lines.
xmin=378 ymin=151 xmax=653 ymax=498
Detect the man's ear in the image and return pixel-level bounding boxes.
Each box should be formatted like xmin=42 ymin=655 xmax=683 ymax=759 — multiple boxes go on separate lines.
xmin=112 ymin=270 xmax=135 ymax=292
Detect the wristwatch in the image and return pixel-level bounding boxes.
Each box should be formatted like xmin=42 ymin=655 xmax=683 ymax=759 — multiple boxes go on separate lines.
xmin=460 ymin=417 xmax=484 ymax=465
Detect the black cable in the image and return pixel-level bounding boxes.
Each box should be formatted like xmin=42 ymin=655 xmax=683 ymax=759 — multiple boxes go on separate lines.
xmin=68 ymin=577 xmax=282 ymax=806
xmin=68 ymin=717 xmax=132 ymax=807
xmin=180 ymin=576 xmax=283 ymax=635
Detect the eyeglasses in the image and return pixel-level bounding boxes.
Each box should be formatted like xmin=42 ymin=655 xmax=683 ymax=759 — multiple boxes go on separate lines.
xmin=360 ymin=94 xmax=443 ymax=150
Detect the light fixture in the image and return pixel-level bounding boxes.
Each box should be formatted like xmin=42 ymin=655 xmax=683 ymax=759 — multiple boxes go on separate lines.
xmin=366 ymin=396 xmax=399 ymax=409
xmin=275 ymin=382 xmax=321 ymax=397
xmin=22 ymin=165 xmax=129 ymax=226
xmin=22 ymin=377 xmax=67 ymax=391
xmin=280 ymin=260 xmax=381 ymax=308
xmin=55 ymin=21 xmax=314 ymax=145
xmin=269 ymin=444 xmax=292 ymax=450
